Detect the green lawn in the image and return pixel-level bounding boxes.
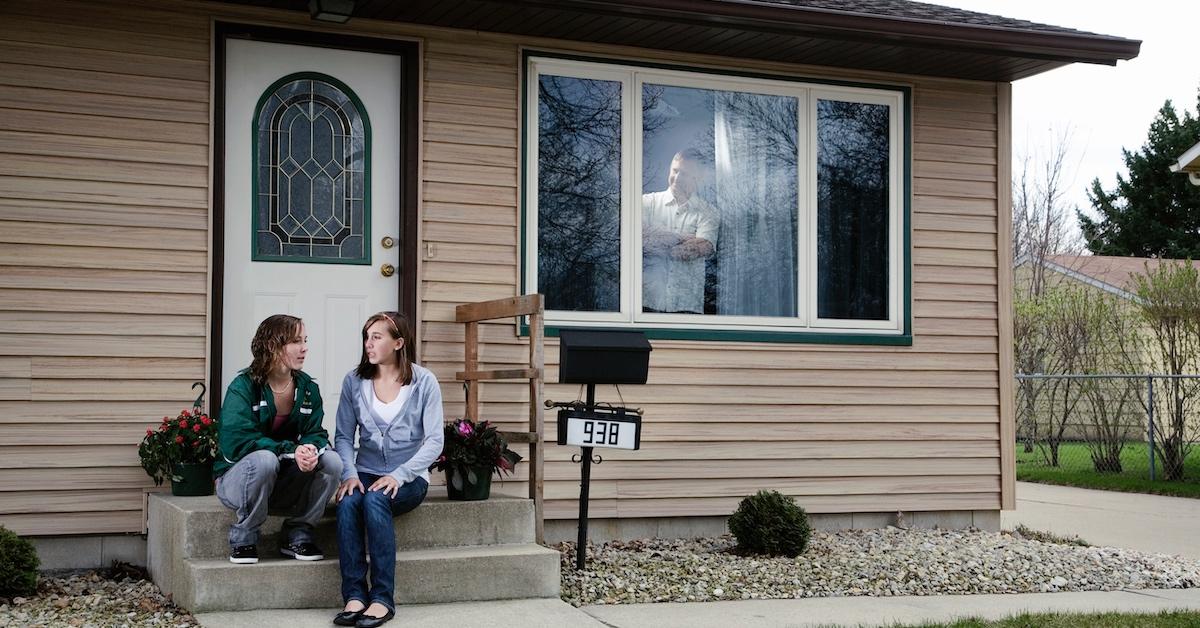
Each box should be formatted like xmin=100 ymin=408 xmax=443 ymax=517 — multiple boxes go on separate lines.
xmin=892 ymin=611 xmax=1200 ymax=628
xmin=1016 ymin=441 xmax=1200 ymax=499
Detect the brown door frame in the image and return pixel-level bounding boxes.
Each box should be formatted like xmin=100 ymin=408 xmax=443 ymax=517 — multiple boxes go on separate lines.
xmin=210 ymin=22 xmax=420 ymax=419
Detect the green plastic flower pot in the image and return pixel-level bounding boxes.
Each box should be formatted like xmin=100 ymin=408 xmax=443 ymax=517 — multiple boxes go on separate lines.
xmin=445 ymin=466 xmax=492 ymax=501
xmin=171 ymin=461 xmax=214 ymax=497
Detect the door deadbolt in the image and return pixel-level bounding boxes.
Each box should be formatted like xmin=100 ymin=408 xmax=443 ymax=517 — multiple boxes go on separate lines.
xmin=381 ymin=236 xmax=396 ymax=249
xmin=380 ymin=263 xmax=395 ymax=277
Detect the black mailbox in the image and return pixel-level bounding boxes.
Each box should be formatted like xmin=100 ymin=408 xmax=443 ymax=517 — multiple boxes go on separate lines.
xmin=558 ymin=329 xmax=651 ymax=384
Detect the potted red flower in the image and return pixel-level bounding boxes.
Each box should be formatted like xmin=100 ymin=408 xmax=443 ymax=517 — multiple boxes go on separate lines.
xmin=430 ymin=419 xmax=522 ymax=500
xmin=138 ymin=407 xmax=218 ymax=496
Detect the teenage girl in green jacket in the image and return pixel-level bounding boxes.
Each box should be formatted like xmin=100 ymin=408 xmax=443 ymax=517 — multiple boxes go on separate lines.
xmin=214 ymin=314 xmax=343 ymax=564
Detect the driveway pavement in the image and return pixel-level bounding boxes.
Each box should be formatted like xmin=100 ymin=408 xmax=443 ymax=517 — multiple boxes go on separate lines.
xmin=1002 ymin=481 xmax=1200 ymax=560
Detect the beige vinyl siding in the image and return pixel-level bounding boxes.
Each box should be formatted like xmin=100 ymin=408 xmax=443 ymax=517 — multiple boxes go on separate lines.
xmin=0 ymin=0 xmax=1010 ymax=534
xmin=996 ymin=83 xmax=1016 ymax=508
xmin=417 ymin=39 xmax=1007 ymax=518
xmin=0 ymin=0 xmax=209 ymax=535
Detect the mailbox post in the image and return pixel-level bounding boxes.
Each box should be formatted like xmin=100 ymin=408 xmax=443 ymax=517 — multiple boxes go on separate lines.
xmin=556 ymin=329 xmax=650 ymax=570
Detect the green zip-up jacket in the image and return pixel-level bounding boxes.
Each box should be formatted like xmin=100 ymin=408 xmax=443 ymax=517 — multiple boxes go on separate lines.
xmin=214 ymin=369 xmax=330 ymax=478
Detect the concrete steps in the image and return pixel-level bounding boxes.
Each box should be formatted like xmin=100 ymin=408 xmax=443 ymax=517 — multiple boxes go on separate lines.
xmin=184 ymin=544 xmax=559 ymax=612
xmin=147 ymin=489 xmax=560 ymax=612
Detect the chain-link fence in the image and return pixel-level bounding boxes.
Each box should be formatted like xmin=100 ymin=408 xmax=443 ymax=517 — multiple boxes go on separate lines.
xmin=1014 ymin=374 xmax=1200 ymax=483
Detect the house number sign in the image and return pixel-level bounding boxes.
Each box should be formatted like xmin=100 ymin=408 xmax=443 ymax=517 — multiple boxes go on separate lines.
xmin=557 ymin=409 xmax=641 ymax=450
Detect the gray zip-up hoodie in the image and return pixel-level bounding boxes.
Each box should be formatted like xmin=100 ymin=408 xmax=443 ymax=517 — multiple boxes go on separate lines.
xmin=333 ymin=364 xmax=444 ymax=485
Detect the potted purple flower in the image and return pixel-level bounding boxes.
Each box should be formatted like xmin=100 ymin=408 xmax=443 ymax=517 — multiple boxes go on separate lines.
xmin=430 ymin=418 xmax=522 ymax=500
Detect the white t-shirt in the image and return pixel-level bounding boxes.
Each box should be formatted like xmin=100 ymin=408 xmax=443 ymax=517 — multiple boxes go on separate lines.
xmin=371 ymin=384 xmax=412 ymax=424
xmin=642 ymin=189 xmax=719 ymax=313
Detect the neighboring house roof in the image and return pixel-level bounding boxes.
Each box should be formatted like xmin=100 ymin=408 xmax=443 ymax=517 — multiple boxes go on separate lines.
xmin=1039 ymin=254 xmax=1200 ymax=300
xmin=1170 ymin=140 xmax=1200 ymax=186
xmin=219 ymin=0 xmax=1140 ymax=81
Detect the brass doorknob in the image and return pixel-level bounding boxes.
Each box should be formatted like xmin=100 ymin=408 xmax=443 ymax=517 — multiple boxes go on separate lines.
xmin=380 ymin=263 xmax=395 ymax=277
xmin=381 ymin=236 xmax=396 ymax=249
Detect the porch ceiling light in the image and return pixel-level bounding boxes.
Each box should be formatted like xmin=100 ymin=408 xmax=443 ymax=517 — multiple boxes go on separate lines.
xmin=309 ymin=0 xmax=354 ymax=23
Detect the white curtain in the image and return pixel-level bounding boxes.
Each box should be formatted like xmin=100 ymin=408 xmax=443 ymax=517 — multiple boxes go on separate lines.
xmin=712 ymin=93 xmax=798 ymax=317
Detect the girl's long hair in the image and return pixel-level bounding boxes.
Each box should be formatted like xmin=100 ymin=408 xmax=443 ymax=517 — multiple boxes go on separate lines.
xmin=248 ymin=314 xmax=303 ymax=385
xmin=356 ymin=311 xmax=414 ymax=384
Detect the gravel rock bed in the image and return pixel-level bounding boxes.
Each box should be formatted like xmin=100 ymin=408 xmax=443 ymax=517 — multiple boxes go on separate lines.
xmin=0 ymin=568 xmax=198 ymax=628
xmin=557 ymin=528 xmax=1200 ymax=606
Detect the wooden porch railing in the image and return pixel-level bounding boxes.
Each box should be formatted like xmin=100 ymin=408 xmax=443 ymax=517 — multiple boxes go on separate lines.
xmin=455 ymin=294 xmax=545 ymax=543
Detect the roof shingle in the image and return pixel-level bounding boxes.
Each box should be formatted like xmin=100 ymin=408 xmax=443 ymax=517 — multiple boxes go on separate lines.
xmin=1045 ymin=255 xmax=1200 ymax=295
xmin=752 ymin=0 xmax=1105 ymax=37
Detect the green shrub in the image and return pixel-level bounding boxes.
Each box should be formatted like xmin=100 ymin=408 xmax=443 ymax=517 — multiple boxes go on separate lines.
xmin=0 ymin=525 xmax=39 ymax=597
xmin=728 ymin=490 xmax=812 ymax=557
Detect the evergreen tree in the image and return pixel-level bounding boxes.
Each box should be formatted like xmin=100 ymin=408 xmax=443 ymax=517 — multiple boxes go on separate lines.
xmin=1078 ymin=90 xmax=1200 ymax=258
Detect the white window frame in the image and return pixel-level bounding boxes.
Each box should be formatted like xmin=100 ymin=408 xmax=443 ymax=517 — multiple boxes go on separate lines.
xmin=808 ymin=87 xmax=905 ymax=332
xmin=525 ymin=55 xmax=907 ymax=337
xmin=524 ymin=58 xmax=634 ymax=325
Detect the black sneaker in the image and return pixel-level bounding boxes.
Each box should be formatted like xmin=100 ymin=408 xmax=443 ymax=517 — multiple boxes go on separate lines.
xmin=280 ymin=540 xmax=324 ymax=561
xmin=229 ymin=545 xmax=258 ymax=564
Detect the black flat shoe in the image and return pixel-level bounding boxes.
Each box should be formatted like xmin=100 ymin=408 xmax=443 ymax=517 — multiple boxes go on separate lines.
xmin=333 ymin=609 xmax=362 ymax=626
xmin=355 ymin=608 xmax=394 ymax=628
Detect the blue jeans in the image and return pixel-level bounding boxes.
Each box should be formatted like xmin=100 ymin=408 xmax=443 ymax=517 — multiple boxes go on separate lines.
xmin=336 ymin=472 xmax=428 ymax=611
xmin=215 ymin=450 xmax=342 ymax=548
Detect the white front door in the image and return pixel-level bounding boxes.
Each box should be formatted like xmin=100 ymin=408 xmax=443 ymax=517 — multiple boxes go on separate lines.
xmin=222 ymin=38 xmax=402 ymax=427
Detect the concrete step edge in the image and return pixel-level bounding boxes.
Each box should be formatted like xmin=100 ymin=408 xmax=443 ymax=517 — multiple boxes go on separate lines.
xmin=187 ymin=542 xmax=560 ymax=570
xmin=156 ymin=491 xmax=537 ymax=558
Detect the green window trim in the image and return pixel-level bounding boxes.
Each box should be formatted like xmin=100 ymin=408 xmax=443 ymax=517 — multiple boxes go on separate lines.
xmin=519 ymin=51 xmax=913 ymax=346
xmin=522 ymin=323 xmax=913 ymax=346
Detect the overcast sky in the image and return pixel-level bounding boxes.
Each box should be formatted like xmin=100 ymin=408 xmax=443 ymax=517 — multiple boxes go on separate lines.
xmin=932 ymin=0 xmax=1200 ymax=216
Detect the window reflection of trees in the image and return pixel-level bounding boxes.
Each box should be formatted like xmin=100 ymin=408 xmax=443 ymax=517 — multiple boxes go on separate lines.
xmin=537 ymin=76 xmax=623 ymax=312
xmin=817 ymin=100 xmax=890 ymax=320
xmin=711 ymin=92 xmax=798 ymax=164
xmin=538 ymin=76 xmax=666 ymax=312
xmin=640 ymin=84 xmax=670 ymax=189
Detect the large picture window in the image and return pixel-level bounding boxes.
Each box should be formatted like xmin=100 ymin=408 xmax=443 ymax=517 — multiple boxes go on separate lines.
xmin=525 ymin=57 xmax=908 ymax=340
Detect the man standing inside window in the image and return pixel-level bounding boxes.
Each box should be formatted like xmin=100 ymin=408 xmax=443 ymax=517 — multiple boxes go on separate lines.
xmin=642 ymin=149 xmax=719 ymax=314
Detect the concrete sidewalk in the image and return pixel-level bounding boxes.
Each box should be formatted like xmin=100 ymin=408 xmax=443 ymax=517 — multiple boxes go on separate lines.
xmin=197 ymin=598 xmax=608 ymax=627
xmin=197 ymin=589 xmax=1200 ymax=628
xmin=584 ymin=589 xmax=1200 ymax=627
xmin=1002 ymin=481 xmax=1200 ymax=560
